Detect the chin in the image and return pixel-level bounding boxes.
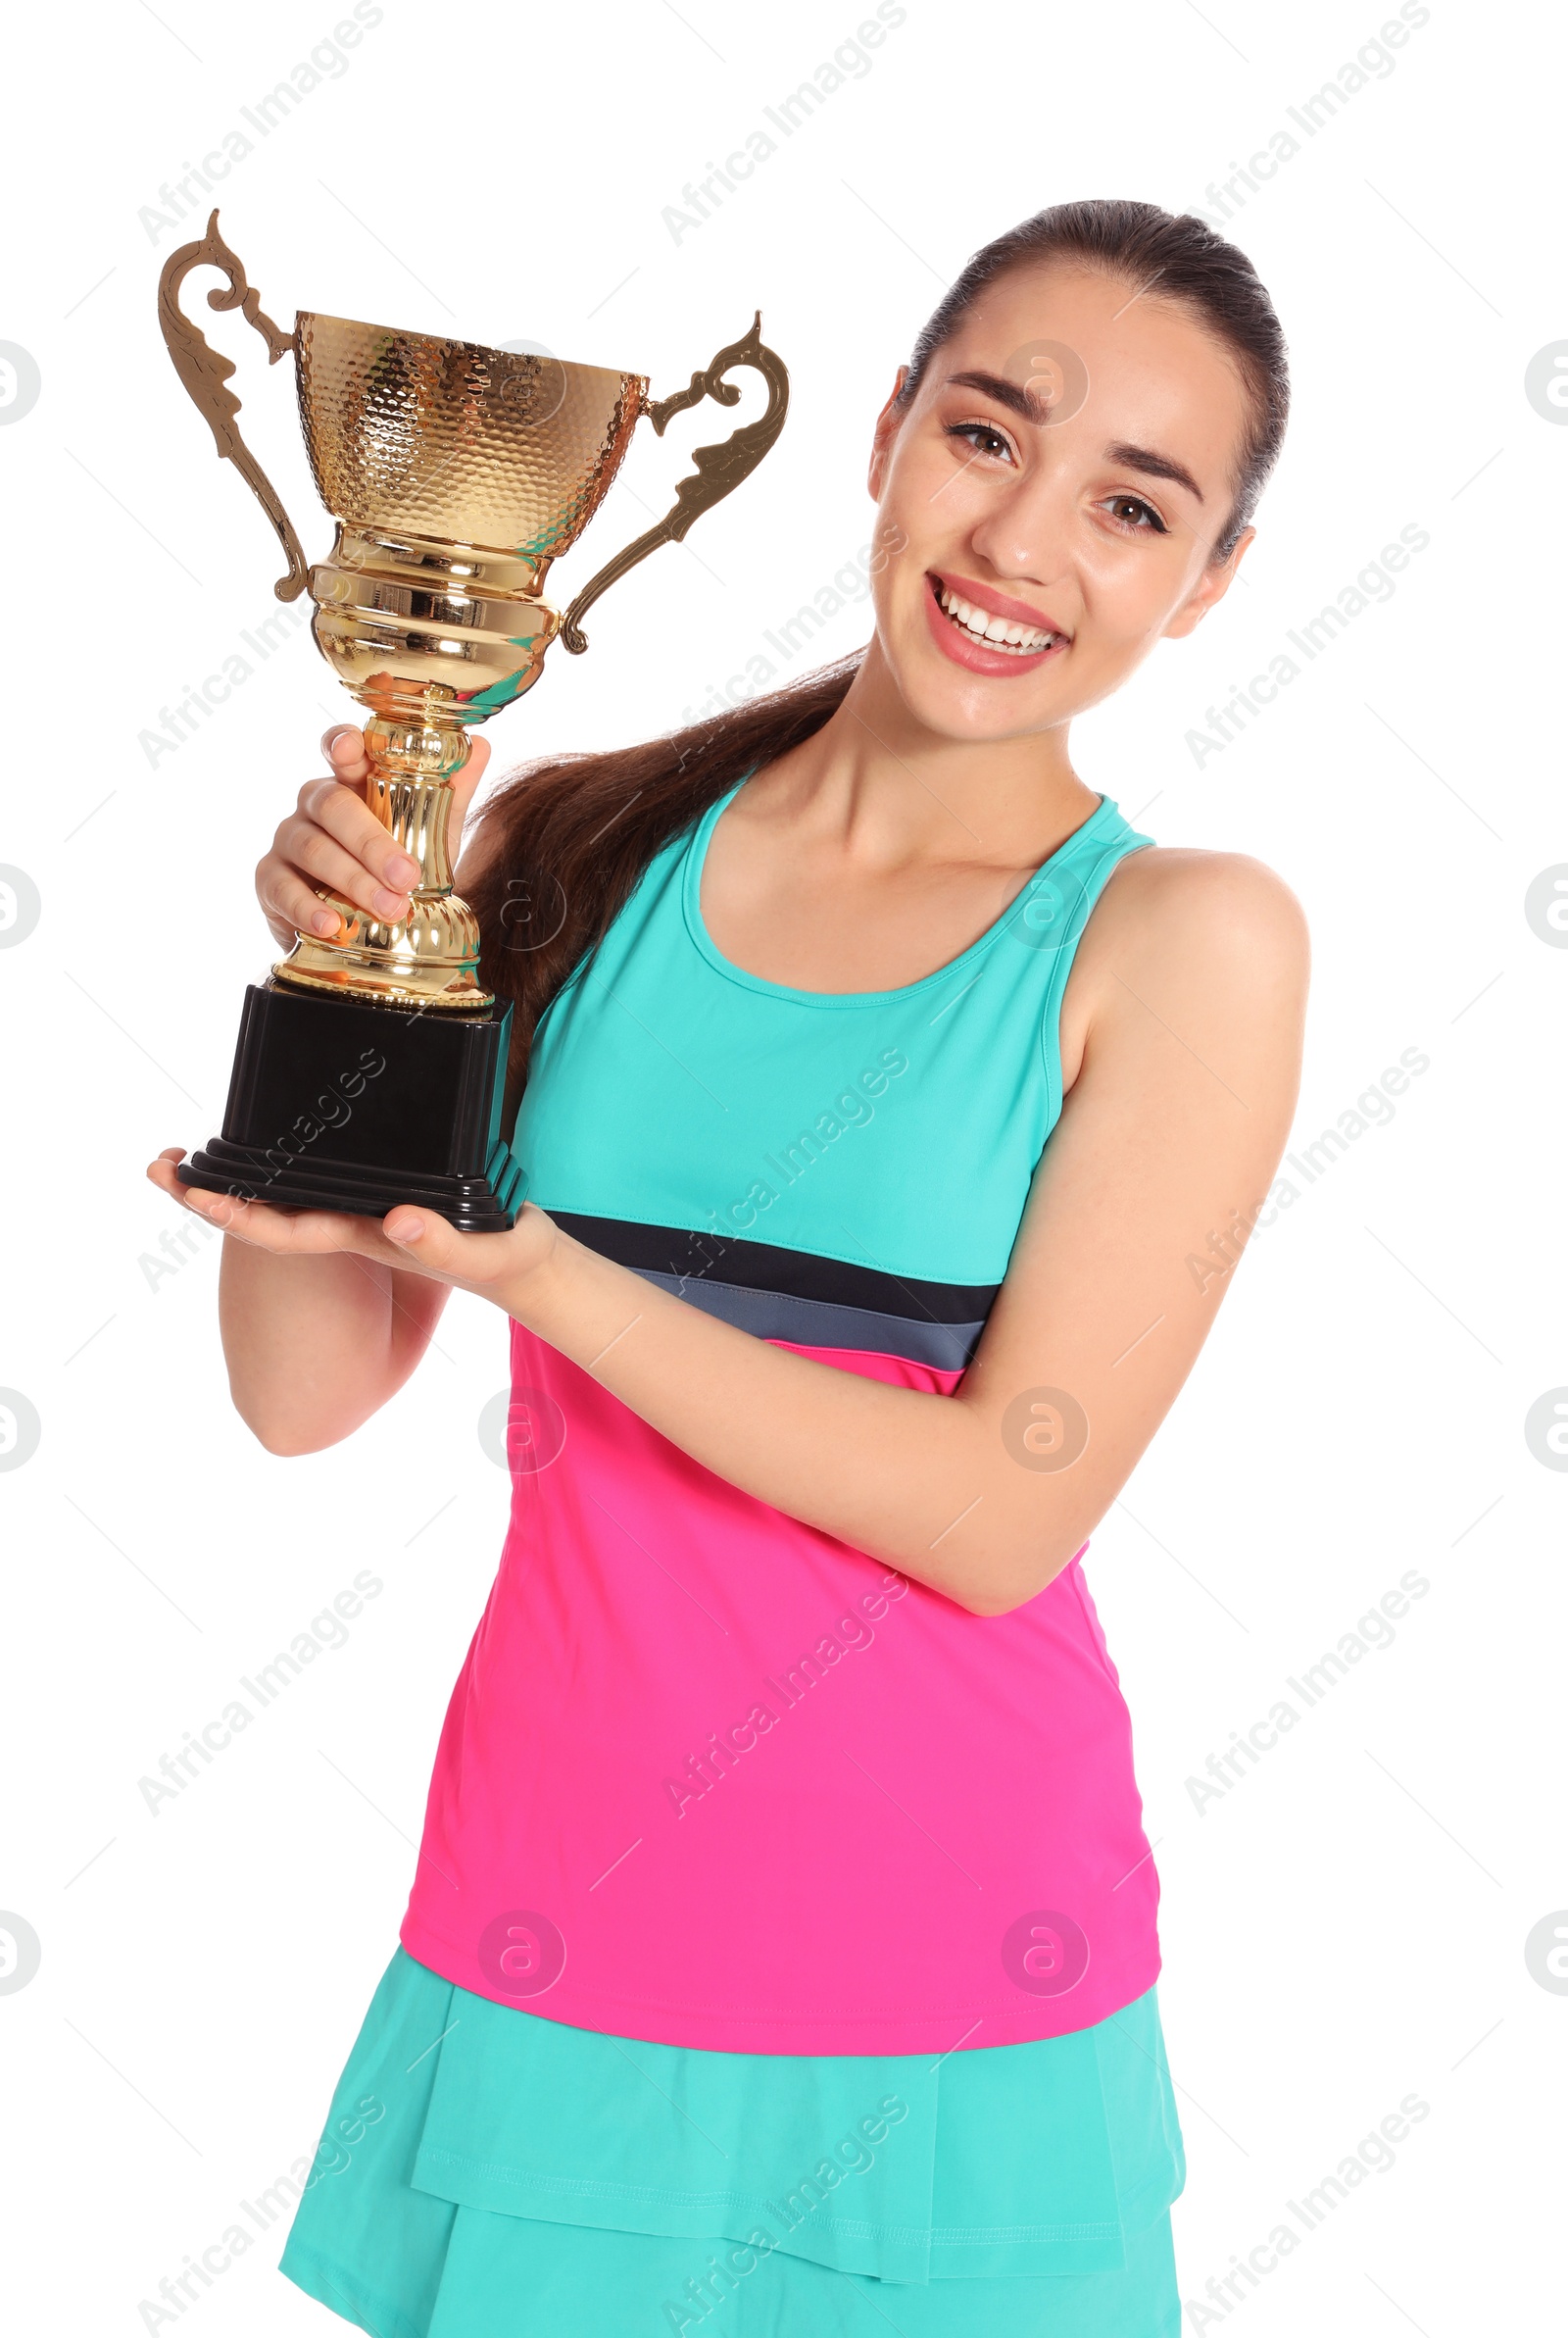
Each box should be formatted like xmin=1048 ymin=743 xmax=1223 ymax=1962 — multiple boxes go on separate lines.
xmin=887 ymin=641 xmax=1068 ymax=745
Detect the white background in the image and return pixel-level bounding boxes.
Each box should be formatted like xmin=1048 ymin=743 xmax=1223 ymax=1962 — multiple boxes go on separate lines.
xmin=1 ymin=2 xmax=1563 ymax=2331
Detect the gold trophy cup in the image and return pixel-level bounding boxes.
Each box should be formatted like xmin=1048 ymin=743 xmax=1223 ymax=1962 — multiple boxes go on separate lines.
xmin=157 ymin=211 xmax=788 ymax=1226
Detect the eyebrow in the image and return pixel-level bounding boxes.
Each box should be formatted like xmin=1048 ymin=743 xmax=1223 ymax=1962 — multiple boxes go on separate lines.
xmin=943 ymin=370 xmax=1206 ymax=504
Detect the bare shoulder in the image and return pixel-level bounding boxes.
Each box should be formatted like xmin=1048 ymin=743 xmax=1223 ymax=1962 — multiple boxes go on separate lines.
xmin=1089 ymin=841 xmax=1309 ymax=992
xmin=1060 ymin=841 xmax=1309 ymax=1092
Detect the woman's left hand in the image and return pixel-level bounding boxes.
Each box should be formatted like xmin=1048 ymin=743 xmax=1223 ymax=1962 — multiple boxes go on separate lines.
xmin=146 ymin=1148 xmax=558 ymax=1305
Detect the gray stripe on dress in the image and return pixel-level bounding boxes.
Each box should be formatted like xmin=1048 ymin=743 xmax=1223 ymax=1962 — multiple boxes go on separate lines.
xmin=630 ymin=1269 xmax=984 ymax=1371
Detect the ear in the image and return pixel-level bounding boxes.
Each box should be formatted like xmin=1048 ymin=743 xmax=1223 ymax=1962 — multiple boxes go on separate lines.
xmin=1162 ymin=524 xmax=1256 ymax=641
xmin=867 ymin=366 xmax=910 ymax=501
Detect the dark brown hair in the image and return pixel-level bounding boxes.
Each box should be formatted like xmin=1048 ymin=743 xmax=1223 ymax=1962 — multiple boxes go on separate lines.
xmin=467 ymin=199 xmax=1290 ymax=1084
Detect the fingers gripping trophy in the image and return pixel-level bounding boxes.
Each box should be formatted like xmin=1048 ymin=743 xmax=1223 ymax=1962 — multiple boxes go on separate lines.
xmin=157 ymin=213 xmax=789 ymax=1228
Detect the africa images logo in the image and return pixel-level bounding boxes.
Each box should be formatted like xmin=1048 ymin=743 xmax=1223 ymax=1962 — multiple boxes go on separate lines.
xmin=476 ymin=1910 xmax=567 ymax=1999
xmin=1001 ymin=1910 xmax=1090 ymax=1998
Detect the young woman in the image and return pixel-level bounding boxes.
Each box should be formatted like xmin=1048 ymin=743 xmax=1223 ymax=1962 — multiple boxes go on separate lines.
xmin=150 ymin=199 xmax=1307 ymax=2337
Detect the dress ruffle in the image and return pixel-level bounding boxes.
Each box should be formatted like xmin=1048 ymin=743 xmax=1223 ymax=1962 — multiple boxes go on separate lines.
xmin=279 ymin=1947 xmax=1183 ymax=2335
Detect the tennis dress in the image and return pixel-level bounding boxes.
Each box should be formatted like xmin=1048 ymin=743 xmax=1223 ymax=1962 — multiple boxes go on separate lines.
xmin=280 ymin=774 xmax=1184 ymax=2337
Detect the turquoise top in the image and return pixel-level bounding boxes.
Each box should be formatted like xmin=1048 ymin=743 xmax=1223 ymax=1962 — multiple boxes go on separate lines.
xmin=514 ymin=774 xmax=1153 ymax=1282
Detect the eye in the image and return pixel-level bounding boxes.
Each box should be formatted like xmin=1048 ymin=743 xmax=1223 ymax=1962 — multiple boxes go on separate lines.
xmin=1101 ymin=492 xmax=1169 ymax=535
xmin=943 ymin=418 xmax=1015 ymax=464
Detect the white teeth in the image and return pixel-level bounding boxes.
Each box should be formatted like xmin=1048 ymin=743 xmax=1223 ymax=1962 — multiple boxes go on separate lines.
xmin=938 ymin=584 xmax=1057 ymax=655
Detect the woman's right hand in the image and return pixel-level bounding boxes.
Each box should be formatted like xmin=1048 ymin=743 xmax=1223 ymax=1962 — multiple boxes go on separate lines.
xmin=256 ymin=724 xmax=491 ymax=951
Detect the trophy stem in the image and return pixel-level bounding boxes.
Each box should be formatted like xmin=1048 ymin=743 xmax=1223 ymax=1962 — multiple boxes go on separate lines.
xmin=271 ymin=714 xmax=494 ymax=1010
xmin=364 ymin=714 xmax=465 ymax=893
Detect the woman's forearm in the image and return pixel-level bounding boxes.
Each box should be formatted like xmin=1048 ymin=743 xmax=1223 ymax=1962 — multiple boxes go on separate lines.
xmin=500 ymin=1226 xmax=1088 ymax=1615
xmin=219 ymin=1236 xmax=450 ymax=1455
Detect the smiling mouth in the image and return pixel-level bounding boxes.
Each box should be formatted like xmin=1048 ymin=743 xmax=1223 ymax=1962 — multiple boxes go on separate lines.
xmin=930 ymin=575 xmax=1065 ymax=655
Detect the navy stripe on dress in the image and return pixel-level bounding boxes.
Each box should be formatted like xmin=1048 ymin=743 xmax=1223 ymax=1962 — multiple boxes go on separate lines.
xmin=552 ymin=1213 xmax=997 ymax=1368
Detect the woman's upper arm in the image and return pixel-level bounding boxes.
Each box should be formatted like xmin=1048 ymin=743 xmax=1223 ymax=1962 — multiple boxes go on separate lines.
xmin=956 ymin=848 xmax=1310 ymax=1604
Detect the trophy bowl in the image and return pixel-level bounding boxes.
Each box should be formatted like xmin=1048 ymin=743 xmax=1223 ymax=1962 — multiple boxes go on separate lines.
xmin=295 ymin=312 xmax=647 ymax=736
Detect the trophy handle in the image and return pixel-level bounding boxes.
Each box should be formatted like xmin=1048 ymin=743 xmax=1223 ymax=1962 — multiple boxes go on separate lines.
xmin=157 ymin=210 xmax=310 ymax=603
xmin=560 ymin=313 xmax=789 ymax=654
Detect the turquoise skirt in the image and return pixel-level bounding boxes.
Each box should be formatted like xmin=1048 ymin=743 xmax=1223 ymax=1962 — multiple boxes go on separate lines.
xmin=280 ymin=1946 xmax=1185 ymax=2337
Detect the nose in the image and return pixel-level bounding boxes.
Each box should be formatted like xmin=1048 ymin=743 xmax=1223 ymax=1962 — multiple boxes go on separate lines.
xmin=965 ymin=450 xmax=1075 ymax=593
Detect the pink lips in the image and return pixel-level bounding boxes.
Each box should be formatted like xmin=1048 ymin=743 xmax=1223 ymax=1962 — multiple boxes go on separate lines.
xmin=923 ymin=572 xmax=1068 ymax=678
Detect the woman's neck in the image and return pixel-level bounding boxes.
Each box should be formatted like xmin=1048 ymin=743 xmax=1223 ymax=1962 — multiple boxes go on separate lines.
xmin=743 ymin=638 xmax=1102 ymax=881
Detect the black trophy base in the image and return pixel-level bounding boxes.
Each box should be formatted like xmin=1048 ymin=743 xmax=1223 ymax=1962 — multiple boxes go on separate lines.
xmin=177 ymin=979 xmax=524 ymax=1232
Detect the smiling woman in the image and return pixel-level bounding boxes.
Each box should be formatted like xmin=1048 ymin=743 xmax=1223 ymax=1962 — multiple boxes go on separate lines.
xmin=151 ymin=197 xmax=1308 ymax=2338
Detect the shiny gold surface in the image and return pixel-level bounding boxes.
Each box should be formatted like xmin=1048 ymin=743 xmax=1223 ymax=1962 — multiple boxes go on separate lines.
xmin=156 ymin=214 xmax=309 ymax=601
xmin=275 ymin=716 xmax=492 ymax=1008
xmin=306 ymin=524 xmax=562 ymax=727
xmin=295 ymin=312 xmax=645 ymax=556
xmin=561 ymin=313 xmax=789 ymax=654
xmin=157 ymin=210 xmax=790 ymax=1009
